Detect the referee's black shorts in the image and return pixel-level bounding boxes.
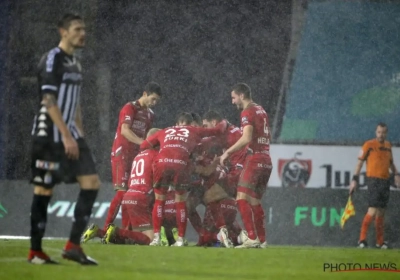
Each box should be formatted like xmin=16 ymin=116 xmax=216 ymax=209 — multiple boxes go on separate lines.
xmin=30 ymin=138 xmax=97 ymax=189
xmin=367 ymin=177 xmax=390 ymax=209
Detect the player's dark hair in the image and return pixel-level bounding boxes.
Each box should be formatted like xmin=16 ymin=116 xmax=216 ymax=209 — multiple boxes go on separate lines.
xmin=203 ymin=110 xmax=223 ymax=122
xmin=57 ymin=13 xmax=83 ymax=30
xmin=145 ymin=82 xmax=162 ymax=97
xmin=232 ymin=83 xmax=252 ymax=99
xmin=176 ymin=112 xmax=193 ymax=125
xmin=191 ymin=112 xmax=202 ymax=126
xmin=377 ymin=122 xmax=388 ymax=130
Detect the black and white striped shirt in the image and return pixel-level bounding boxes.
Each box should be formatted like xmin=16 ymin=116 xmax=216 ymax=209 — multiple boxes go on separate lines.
xmin=32 ymin=47 xmax=83 ymax=142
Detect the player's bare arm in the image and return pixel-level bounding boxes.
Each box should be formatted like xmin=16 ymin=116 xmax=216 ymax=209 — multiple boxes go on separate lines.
xmin=349 ymin=159 xmax=364 ymax=194
xmin=220 ymin=125 xmax=253 ymax=166
xmin=139 ymin=130 xmax=160 ymax=150
xmin=75 ymin=103 xmax=84 ymax=137
xmin=42 ymin=93 xmax=79 ymax=159
xmin=121 ymin=123 xmax=144 ymax=145
xmin=389 ymin=162 xmax=400 ymax=188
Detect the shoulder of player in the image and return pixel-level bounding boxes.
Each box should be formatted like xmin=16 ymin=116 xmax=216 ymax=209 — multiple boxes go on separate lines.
xmin=363 ymin=139 xmax=375 ymax=147
xmin=148 ymin=108 xmax=154 ymax=115
xmin=384 ymin=140 xmax=392 ymax=148
xmin=227 ymin=123 xmax=240 ymax=132
xmin=39 ymin=47 xmax=62 ymax=70
xmin=121 ymin=101 xmax=141 ymax=111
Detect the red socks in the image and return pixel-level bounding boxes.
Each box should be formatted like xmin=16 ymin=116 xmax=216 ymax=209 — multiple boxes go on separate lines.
xmin=236 ymin=199 xmax=257 ymax=240
xmin=103 ymin=191 xmax=125 ymax=230
xmin=175 ymin=201 xmax=187 ymax=238
xmin=152 ymin=199 xmax=165 ymax=234
xmin=251 ymin=204 xmax=266 ymax=243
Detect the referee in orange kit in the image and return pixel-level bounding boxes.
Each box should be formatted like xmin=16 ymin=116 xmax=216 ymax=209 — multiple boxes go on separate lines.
xmin=349 ymin=123 xmax=400 ymax=249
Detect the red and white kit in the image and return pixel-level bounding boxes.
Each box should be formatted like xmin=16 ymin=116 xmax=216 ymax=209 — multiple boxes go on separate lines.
xmin=121 ymin=148 xmax=158 ymax=230
xmin=238 ymin=103 xmax=272 ymax=198
xmin=111 ymin=101 xmax=154 ymax=189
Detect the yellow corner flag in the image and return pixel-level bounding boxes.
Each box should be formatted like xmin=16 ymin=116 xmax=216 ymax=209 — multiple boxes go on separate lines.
xmin=341 ymin=196 xmax=356 ymax=229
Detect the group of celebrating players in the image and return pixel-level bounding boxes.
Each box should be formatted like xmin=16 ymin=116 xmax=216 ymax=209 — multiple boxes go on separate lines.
xmin=82 ymin=82 xmax=273 ymax=249
xmin=27 ymin=14 xmax=273 ymax=266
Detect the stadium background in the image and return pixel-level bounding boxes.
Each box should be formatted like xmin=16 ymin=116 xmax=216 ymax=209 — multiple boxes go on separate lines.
xmin=0 ymin=0 xmax=399 ymax=246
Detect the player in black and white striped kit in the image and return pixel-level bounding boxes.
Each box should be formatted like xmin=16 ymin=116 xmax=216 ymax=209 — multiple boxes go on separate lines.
xmin=28 ymin=13 xmax=99 ymax=265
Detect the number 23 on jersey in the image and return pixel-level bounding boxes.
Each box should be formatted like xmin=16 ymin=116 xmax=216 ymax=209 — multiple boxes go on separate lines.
xmin=165 ymin=128 xmax=190 ymax=140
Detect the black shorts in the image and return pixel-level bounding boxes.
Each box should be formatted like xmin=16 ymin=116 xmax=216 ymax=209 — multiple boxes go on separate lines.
xmin=367 ymin=177 xmax=390 ymax=208
xmin=30 ymin=138 xmax=97 ymax=189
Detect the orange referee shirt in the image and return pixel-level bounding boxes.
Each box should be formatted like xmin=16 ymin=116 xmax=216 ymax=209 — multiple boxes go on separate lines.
xmin=358 ymin=139 xmax=393 ymax=179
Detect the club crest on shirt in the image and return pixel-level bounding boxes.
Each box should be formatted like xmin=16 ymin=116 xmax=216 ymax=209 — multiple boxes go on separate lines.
xmin=63 ymin=57 xmax=76 ymax=67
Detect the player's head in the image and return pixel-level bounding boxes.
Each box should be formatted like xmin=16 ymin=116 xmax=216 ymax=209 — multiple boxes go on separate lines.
xmin=58 ymin=13 xmax=85 ymax=49
xmin=147 ymin=128 xmax=160 ymax=138
xmin=190 ymin=112 xmax=202 ymax=127
xmin=176 ymin=112 xmax=193 ymax=126
xmin=231 ymin=83 xmax=252 ymax=110
xmin=142 ymin=82 xmax=162 ymax=108
xmin=202 ymin=110 xmax=223 ymax=128
xmin=376 ymin=122 xmax=388 ymax=143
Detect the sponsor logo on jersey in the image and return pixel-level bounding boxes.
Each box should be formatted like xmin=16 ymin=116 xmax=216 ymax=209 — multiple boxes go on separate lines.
xmin=63 ymin=56 xmax=77 ymax=67
xmin=35 ymin=160 xmax=60 ymax=171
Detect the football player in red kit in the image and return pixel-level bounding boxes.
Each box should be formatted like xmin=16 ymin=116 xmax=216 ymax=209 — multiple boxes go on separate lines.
xmin=140 ymin=112 xmax=227 ymax=246
xmin=82 ymin=82 xmax=161 ymax=242
xmin=101 ymin=128 xmax=160 ymax=245
xmin=220 ymin=83 xmax=272 ymax=249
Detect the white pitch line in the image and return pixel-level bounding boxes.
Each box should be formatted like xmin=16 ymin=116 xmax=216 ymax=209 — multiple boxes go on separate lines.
xmin=0 ymin=257 xmax=26 ymax=263
xmin=0 ymin=236 xmax=66 ymax=240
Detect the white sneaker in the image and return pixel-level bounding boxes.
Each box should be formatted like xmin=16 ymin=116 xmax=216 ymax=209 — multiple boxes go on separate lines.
xmin=376 ymin=242 xmax=389 ymax=249
xmin=171 ymin=237 xmax=187 ymax=247
xmin=149 ymin=235 xmax=161 ymax=246
xmin=238 ymin=230 xmax=249 ymax=244
xmin=235 ymin=237 xmax=260 ymax=249
xmin=219 ymin=227 xmax=234 ymax=248
xmin=259 ymin=241 xmax=268 ymax=248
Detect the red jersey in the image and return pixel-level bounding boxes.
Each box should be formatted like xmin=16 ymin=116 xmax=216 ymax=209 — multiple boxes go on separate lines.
xmin=111 ymin=101 xmax=155 ymax=159
xmin=198 ymin=122 xmax=246 ymax=169
xmin=164 ymin=190 xmax=176 ymax=216
xmin=125 ymin=149 xmax=158 ymax=195
xmin=140 ymin=120 xmax=227 ymax=163
xmin=224 ymin=122 xmax=247 ymax=168
xmin=240 ymin=103 xmax=270 ymax=153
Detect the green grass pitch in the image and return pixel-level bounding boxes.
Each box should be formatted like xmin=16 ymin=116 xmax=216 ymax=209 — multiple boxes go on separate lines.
xmin=0 ymin=239 xmax=399 ymax=280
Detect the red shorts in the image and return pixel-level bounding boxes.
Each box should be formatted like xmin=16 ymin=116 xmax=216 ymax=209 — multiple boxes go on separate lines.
xmin=121 ymin=193 xmax=153 ymax=230
xmin=153 ymin=159 xmax=190 ymax=193
xmin=111 ymin=157 xmax=132 ymax=190
xmin=224 ymin=167 xmax=242 ymax=197
xmin=203 ymin=198 xmax=237 ymax=231
xmin=163 ymin=198 xmax=177 ymax=229
xmin=238 ymin=154 xmax=272 ymax=199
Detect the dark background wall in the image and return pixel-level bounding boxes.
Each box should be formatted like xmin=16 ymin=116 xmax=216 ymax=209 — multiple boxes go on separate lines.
xmin=1 ymin=0 xmax=291 ymax=181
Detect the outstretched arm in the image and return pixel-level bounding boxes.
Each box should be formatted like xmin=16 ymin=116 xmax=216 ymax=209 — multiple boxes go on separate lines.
xmin=220 ymin=125 xmax=252 ymax=166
